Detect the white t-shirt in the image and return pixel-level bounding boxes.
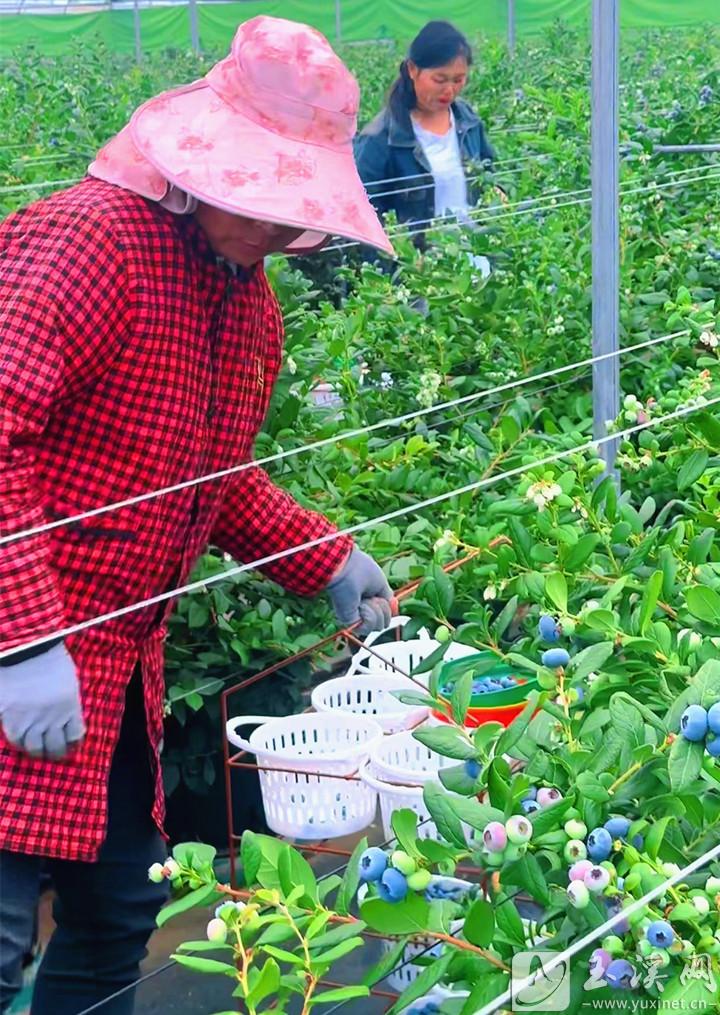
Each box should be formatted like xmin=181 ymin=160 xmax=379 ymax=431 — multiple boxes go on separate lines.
xmin=411 ymin=111 xmax=469 ymax=218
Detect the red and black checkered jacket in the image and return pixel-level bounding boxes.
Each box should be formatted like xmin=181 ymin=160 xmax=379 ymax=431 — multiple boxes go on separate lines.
xmin=0 ymin=178 xmax=352 ymax=861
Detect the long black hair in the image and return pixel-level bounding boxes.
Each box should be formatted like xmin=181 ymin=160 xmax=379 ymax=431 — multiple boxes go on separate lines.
xmin=388 ymin=21 xmax=473 ymax=122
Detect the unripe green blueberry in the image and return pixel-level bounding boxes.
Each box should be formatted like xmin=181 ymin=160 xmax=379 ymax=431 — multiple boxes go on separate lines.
xmin=692 ymin=895 xmax=711 ymax=916
xmin=206 ymin=918 xmax=228 ymax=944
xmin=637 ymin=939 xmax=653 ymax=958
xmin=504 ymin=842 xmax=528 ymax=862
xmin=391 ymin=851 xmax=417 ymax=877
xmin=537 ymin=671 xmax=558 ymax=691
xmin=164 ymin=858 xmax=180 ymax=879
xmin=705 ymin=876 xmax=720 ymax=895
xmin=407 ymin=868 xmax=432 ymax=893
xmin=484 ymin=850 xmax=506 ymax=867
xmin=681 ymin=940 xmax=696 ymax=957
xmin=660 ymin=863 xmax=681 ymax=878
xmin=559 ymin=617 xmax=576 ymax=637
xmin=648 ymin=950 xmax=671 ymax=969
xmin=603 ymin=935 xmax=625 ymax=956
xmin=564 ymin=839 xmax=588 ymax=863
xmin=505 ymin=815 xmax=533 ymax=845
xmin=435 ymin=625 xmax=451 ymax=644
xmin=148 ymin=863 xmax=166 ymax=883
xmin=565 ymin=819 xmax=587 ymax=839
xmin=567 ymin=881 xmax=590 ymax=909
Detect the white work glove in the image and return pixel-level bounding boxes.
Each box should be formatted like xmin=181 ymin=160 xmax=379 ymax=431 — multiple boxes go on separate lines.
xmin=326 ymin=547 xmax=394 ymax=636
xmin=0 ymin=643 xmax=85 ymax=759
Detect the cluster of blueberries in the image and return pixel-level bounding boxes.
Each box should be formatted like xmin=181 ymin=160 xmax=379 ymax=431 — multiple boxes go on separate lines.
xmin=358 ymin=846 xmax=474 ymax=908
xmin=538 ymin=614 xmax=571 ymax=669
xmin=520 ymin=785 xmax=564 ymax=815
xmin=440 ymin=674 xmax=519 ymax=699
xmin=480 ymin=814 xmax=533 ymax=867
xmin=565 ymin=816 xmax=637 ymax=911
xmin=404 ymin=999 xmax=443 ymax=1015
xmin=679 ymin=702 xmax=720 ymax=757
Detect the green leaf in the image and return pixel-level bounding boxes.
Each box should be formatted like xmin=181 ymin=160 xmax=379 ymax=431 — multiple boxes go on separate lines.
xmin=460 ymin=974 xmax=511 ymax=1014
xmin=495 ymin=693 xmax=540 ymax=758
xmin=246 ymin=958 xmax=281 ymax=1009
xmin=645 ymin=816 xmax=674 ymax=860
xmin=693 ymin=411 xmax=720 ymax=450
xmin=494 ymin=893 xmax=526 ymax=946
xmin=423 ymin=782 xmax=468 ymax=847
xmin=695 ymin=660 xmax=720 ymax=708
xmin=175 ymin=941 xmax=234 ymax=953
xmin=313 ymin=936 xmax=364 ymax=965
xmin=410 ymin=639 xmax=451 ymax=676
xmin=677 ymin=450 xmax=709 ymax=490
xmin=361 ymin=892 xmax=431 ymax=935
xmin=688 ymin=528 xmax=716 ymax=566
xmin=157 ymin=884 xmax=220 ymax=928
xmin=391 ymin=810 xmax=422 ymax=858
xmin=170 ymin=954 xmax=237 ymax=977
xmin=668 ymin=736 xmax=705 ymax=792
xmin=172 ymin=842 xmax=217 ymax=868
xmin=278 ymin=845 xmax=317 ymax=906
xmin=385 ymin=952 xmax=453 ymax=1015
xmin=568 ymin=642 xmax=614 ymax=681
xmin=438 ymin=793 xmax=504 ymax=830
xmin=309 ymin=986 xmax=370 ymax=1006
xmin=362 ymin=937 xmax=408 ymax=987
xmin=260 ymin=944 xmax=305 ymax=966
xmin=335 ymin=836 xmax=367 ymax=917
xmin=503 ymin=853 xmax=551 ymax=907
xmin=639 ymin=570 xmax=663 ymax=635
xmin=241 ymin=830 xmax=262 ymax=888
xmin=310 ymin=922 xmax=367 ymax=951
xmin=451 ymin=672 xmax=473 ymax=725
xmin=493 ymin=595 xmax=519 ymax=640
xmin=545 ymin=572 xmax=568 ymax=613
xmin=564 ymin=534 xmax=600 ymax=571
xmin=686 ymin=586 xmax=720 ymax=625
xmin=463 ymin=898 xmax=495 ymax=947
xmin=412 ymin=726 xmax=476 ymax=761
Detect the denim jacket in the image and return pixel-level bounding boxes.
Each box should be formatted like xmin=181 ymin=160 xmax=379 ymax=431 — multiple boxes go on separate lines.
xmin=354 ymin=99 xmax=496 ymax=227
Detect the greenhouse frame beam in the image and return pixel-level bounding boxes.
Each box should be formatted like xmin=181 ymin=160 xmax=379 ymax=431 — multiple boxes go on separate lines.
xmin=335 ymin=0 xmax=341 ymax=43
xmin=132 ymin=0 xmax=141 ymax=62
xmin=188 ymin=0 xmax=199 ymax=54
xmin=591 ymin=0 xmax=620 ymax=477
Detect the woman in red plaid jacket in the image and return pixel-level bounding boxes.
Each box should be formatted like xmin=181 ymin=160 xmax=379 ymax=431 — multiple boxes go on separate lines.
xmin=0 ymin=17 xmax=396 ymax=1015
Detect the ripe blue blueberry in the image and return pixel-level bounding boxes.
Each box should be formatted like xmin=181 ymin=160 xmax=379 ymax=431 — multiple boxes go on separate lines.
xmin=378 ymin=867 xmax=409 ymax=903
xmin=521 ymin=799 xmax=541 ymax=815
xmin=359 ymin=847 xmax=388 ymax=883
xmin=707 ymin=702 xmax=720 ymax=736
xmin=538 ymin=614 xmax=561 ymax=642
xmin=680 ymin=704 xmax=708 ymax=742
xmin=605 ymin=959 xmax=636 ymax=990
xmin=647 ymin=920 xmax=674 ymax=949
xmin=632 ymin=834 xmax=644 ymax=850
xmin=464 ymin=760 xmax=482 ymax=779
xmin=604 ymin=817 xmax=631 ymax=840
xmin=524 ymin=787 xmax=538 ymax=801
xmin=707 ymin=735 xmax=720 ymax=758
xmin=587 ymin=828 xmax=613 ymax=862
xmin=541 ymin=648 xmax=571 ymax=669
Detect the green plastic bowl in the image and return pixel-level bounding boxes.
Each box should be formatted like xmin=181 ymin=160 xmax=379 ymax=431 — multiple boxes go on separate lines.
xmin=438 ymin=652 xmax=539 ymax=708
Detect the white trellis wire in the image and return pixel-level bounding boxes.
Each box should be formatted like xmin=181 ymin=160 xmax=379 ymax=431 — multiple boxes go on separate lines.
xmin=0 ymin=329 xmax=690 ymax=549
xmin=1 ymin=393 xmax=716 ymax=661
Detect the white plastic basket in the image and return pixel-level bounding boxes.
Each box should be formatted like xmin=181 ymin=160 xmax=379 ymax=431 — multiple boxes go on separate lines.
xmin=360 ymin=764 xmax=465 ymax=845
xmin=345 ymin=616 xmax=477 ymax=683
xmin=369 ymin=729 xmax=454 ymax=786
xmin=310 ymin=673 xmax=429 ymax=734
xmin=226 ymin=713 xmax=382 ymax=840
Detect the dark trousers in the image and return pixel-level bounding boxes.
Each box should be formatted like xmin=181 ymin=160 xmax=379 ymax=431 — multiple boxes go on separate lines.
xmin=0 ymin=671 xmax=168 ymax=1015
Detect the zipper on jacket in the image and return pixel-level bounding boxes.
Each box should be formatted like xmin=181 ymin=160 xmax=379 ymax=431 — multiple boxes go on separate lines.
xmin=206 ymin=269 xmax=233 ymax=424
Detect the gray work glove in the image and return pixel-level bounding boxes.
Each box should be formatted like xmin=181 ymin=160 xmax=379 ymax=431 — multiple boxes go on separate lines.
xmin=0 ymin=643 xmax=85 ymax=760
xmin=326 ymin=547 xmax=394 ymax=636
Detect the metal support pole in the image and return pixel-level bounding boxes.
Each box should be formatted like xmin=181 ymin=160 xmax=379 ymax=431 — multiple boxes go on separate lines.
xmin=133 ymin=0 xmax=142 ymax=64
xmin=591 ymin=0 xmax=620 ymax=478
xmin=508 ymin=0 xmax=516 ymax=56
xmin=188 ymin=0 xmax=200 ymax=56
xmin=335 ymin=0 xmax=342 ymax=45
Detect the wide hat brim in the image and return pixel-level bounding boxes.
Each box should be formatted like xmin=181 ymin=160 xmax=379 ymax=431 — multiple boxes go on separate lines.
xmin=128 ymin=80 xmax=393 ymax=257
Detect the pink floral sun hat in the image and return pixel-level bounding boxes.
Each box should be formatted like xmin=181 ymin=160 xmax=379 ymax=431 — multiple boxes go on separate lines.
xmin=89 ymin=16 xmax=393 ymax=256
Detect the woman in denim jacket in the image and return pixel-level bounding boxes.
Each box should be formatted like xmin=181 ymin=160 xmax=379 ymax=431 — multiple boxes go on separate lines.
xmin=354 ymin=21 xmax=497 ymax=235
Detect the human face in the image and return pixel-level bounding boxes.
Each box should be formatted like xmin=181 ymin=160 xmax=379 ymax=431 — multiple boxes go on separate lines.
xmin=408 ymin=55 xmax=469 ymax=116
xmin=194 ymin=203 xmax=305 ymax=266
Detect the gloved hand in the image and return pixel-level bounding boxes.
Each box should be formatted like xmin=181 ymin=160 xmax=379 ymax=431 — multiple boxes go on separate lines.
xmin=326 ymin=547 xmax=395 ymax=636
xmin=0 ymin=643 xmax=85 ymax=760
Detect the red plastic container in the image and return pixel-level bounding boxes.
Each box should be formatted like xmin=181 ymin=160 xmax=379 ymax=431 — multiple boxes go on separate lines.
xmin=433 ymin=699 xmax=533 ymax=729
